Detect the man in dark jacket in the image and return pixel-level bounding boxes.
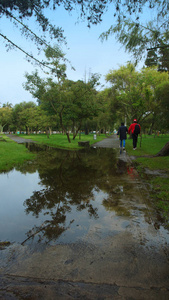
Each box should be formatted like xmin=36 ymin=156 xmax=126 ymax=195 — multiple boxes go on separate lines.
xmin=117 ymin=122 xmax=128 ymax=150
xmin=128 ymin=119 xmax=141 ymax=150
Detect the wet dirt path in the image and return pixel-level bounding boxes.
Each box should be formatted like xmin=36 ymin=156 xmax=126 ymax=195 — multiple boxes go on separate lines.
xmin=5 ymin=134 xmax=36 ymax=144
xmin=0 ymin=135 xmax=169 ymax=299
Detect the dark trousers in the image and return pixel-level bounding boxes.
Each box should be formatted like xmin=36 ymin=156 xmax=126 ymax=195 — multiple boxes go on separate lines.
xmin=132 ymin=134 xmax=138 ymax=148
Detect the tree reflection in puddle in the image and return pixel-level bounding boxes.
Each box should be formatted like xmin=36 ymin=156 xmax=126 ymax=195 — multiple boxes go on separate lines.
xmin=0 ymin=144 xmax=159 ymax=246
xmin=22 ymin=145 xmax=119 ymax=245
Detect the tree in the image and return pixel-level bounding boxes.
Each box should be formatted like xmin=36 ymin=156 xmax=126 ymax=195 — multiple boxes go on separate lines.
xmin=105 ymin=63 xmax=169 ymax=132
xmin=0 ymin=105 xmax=12 ymax=132
xmin=140 ymin=68 xmax=169 ymax=133
xmin=145 ymin=42 xmax=169 ymax=73
xmin=24 ymin=45 xmax=70 ymax=139
xmin=18 ymin=106 xmax=37 ymax=135
xmin=155 ymin=82 xmax=169 ymax=129
xmin=94 ymin=88 xmax=116 ymax=134
xmin=25 ymin=75 xmax=100 ymax=142
xmin=100 ymin=4 xmax=169 ymax=65
xmin=2 ymin=102 xmax=13 ymax=108
xmin=1 ymin=1 xmax=168 ymax=28
xmin=156 ymin=142 xmax=169 ymax=156
xmin=66 ymin=76 xmax=100 ymax=139
xmin=17 ymin=105 xmax=55 ymax=136
xmin=24 ymin=45 xmax=100 ymax=142
xmin=0 ymin=0 xmax=66 ymax=64
xmin=41 ymin=79 xmax=73 ymax=142
xmin=106 ymin=63 xmax=143 ymax=123
xmin=12 ymin=101 xmax=37 ymax=133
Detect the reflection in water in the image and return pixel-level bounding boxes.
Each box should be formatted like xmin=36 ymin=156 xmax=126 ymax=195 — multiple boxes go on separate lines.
xmin=0 ymin=144 xmax=168 ymax=246
xmin=22 ymin=146 xmax=119 ymax=244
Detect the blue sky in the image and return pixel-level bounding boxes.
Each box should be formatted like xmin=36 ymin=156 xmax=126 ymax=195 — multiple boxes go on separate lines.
xmin=0 ymin=5 xmax=144 ymax=106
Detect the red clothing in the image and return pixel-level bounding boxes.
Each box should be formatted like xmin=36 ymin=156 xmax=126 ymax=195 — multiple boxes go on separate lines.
xmin=128 ymin=123 xmax=141 ymax=134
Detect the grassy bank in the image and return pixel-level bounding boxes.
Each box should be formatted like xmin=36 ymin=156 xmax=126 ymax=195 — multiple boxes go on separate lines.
xmin=0 ymin=133 xmax=107 ymax=172
xmin=0 ymin=135 xmax=35 ymax=172
xmin=18 ymin=133 xmax=107 ymax=149
xmin=126 ymin=134 xmax=169 ymax=225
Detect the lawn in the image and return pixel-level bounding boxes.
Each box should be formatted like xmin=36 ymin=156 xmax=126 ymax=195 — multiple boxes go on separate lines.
xmin=0 ymin=135 xmax=35 ymax=172
xmin=0 ymin=133 xmax=107 ymax=172
xmin=18 ymin=132 xmax=107 ymax=149
xmin=126 ymin=134 xmax=169 ymax=170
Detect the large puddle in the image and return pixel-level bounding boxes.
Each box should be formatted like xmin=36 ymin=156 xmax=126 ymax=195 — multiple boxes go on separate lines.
xmin=0 ymin=144 xmax=168 ymax=247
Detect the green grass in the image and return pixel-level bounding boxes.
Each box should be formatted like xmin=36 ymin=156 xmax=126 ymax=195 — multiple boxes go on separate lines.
xmin=126 ymin=134 xmax=169 ymax=225
xmin=17 ymin=133 xmax=107 ymax=149
xmin=0 ymin=133 xmax=107 ymax=172
xmin=126 ymin=134 xmax=169 ymax=170
xmin=0 ymin=135 xmax=35 ymax=172
xmin=150 ymin=177 xmax=169 ymax=225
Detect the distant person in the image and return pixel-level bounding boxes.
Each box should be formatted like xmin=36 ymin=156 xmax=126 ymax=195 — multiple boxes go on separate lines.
xmin=128 ymin=119 xmax=141 ymax=150
xmin=117 ymin=122 xmax=128 ymax=150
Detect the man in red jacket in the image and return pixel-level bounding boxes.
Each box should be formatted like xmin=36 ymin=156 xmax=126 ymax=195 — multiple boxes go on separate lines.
xmin=128 ymin=119 xmax=141 ymax=150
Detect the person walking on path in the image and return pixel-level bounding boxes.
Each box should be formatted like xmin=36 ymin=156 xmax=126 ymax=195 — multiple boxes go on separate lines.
xmin=128 ymin=119 xmax=141 ymax=150
xmin=117 ymin=122 xmax=128 ymax=150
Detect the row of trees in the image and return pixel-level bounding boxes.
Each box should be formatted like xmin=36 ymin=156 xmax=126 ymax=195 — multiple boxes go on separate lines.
xmin=0 ymin=80 xmax=103 ymax=142
xmin=19 ymin=47 xmax=169 ymax=137
xmin=1 ymin=56 xmax=169 ymax=141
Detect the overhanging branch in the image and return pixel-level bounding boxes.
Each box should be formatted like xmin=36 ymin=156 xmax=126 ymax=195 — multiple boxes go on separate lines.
xmin=0 ymin=32 xmax=54 ymax=71
xmin=1 ymin=7 xmax=49 ymax=48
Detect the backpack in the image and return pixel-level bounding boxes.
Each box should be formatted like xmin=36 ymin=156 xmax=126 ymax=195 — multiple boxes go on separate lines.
xmin=134 ymin=124 xmax=140 ymax=135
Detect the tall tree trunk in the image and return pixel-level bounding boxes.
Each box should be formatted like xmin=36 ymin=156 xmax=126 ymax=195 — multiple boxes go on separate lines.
xmin=72 ymin=119 xmax=75 ymax=137
xmin=49 ymin=127 xmax=52 ymax=135
xmin=66 ymin=132 xmax=71 ymax=143
xmin=148 ymin=118 xmax=155 ymax=135
xmin=59 ymin=111 xmax=71 ymax=143
xmin=73 ymin=121 xmax=82 ymax=140
xmin=26 ymin=126 xmax=30 ymax=135
xmin=85 ymin=122 xmax=89 ymax=135
xmin=45 ymin=127 xmax=49 ymax=138
xmin=139 ymin=133 xmax=142 ymax=148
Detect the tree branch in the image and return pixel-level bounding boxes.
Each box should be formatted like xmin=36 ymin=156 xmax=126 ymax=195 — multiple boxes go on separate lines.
xmin=1 ymin=7 xmax=50 ymax=48
xmin=147 ymin=45 xmax=169 ymax=50
xmin=0 ymin=32 xmax=54 ymax=70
